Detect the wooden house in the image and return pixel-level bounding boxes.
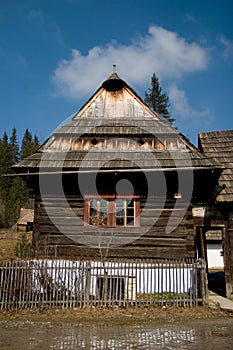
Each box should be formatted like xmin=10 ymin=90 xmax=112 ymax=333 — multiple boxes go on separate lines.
xmin=13 ymin=72 xmax=222 ymax=262
xmin=198 ymin=130 xmax=233 ymax=299
xmin=16 ymin=208 xmax=34 ymax=232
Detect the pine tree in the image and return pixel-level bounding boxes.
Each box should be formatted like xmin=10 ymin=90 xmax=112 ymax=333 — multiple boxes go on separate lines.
xmin=5 ymin=176 xmax=29 ymax=227
xmin=0 ymin=136 xmax=6 ymax=227
xmin=0 ymin=132 xmax=12 ymax=201
xmin=33 ymin=134 xmax=40 ymax=151
xmin=9 ymin=127 xmax=19 ymax=164
xmin=0 ymin=128 xmax=39 ymax=228
xmin=20 ymin=129 xmax=39 ymax=160
xmin=0 ymin=132 xmax=12 ymax=227
xmin=20 ymin=129 xmax=33 ymax=160
xmin=145 ymin=73 xmax=175 ymax=124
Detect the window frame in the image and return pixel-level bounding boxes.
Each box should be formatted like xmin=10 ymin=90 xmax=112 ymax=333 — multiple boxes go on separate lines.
xmin=84 ymin=194 xmax=140 ymax=232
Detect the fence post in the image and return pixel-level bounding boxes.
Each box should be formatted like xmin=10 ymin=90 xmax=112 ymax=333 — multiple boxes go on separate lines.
xmin=199 ymin=259 xmax=209 ymax=305
xmin=84 ymin=261 xmax=91 ymax=306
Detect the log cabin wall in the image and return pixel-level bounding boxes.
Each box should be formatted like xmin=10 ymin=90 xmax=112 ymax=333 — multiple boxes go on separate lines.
xmin=32 ymin=193 xmax=195 ymax=260
xmin=31 ymin=169 xmax=203 ymax=260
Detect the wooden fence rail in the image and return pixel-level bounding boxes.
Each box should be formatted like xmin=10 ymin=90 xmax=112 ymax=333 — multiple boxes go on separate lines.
xmin=0 ymin=258 xmax=206 ymax=309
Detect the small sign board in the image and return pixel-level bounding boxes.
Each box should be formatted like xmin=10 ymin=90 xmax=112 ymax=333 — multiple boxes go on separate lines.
xmin=192 ymin=206 xmax=205 ymax=217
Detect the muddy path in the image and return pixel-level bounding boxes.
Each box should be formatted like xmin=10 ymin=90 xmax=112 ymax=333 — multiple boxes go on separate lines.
xmin=0 ymin=318 xmax=233 ymax=349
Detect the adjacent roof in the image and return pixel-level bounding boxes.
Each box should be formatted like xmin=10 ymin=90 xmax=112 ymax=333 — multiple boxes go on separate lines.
xmin=17 ymin=208 xmax=34 ymax=225
xmin=13 ymin=72 xmax=221 ymax=174
xmin=198 ymin=130 xmax=233 ymax=202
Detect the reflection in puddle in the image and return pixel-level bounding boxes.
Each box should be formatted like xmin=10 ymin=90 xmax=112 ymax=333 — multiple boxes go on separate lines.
xmin=50 ymin=327 xmax=196 ymax=349
xmin=0 ymin=320 xmax=232 ymax=349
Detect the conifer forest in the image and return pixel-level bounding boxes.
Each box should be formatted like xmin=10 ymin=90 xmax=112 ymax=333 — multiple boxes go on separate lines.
xmin=0 ymin=128 xmax=39 ymax=228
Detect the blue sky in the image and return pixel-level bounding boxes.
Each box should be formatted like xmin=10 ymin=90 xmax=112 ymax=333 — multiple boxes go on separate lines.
xmin=0 ymin=0 xmax=232 ymax=146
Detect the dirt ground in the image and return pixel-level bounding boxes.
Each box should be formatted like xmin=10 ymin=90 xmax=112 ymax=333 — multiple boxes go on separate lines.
xmin=0 ymin=305 xmax=231 ymax=325
xmin=0 ymin=230 xmax=18 ymax=260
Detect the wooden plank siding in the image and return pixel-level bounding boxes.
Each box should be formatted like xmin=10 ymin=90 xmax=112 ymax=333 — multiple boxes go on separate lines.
xmin=199 ymin=131 xmax=233 ymax=298
xmin=224 ymin=208 xmax=233 ymax=298
xmin=32 ymin=194 xmax=195 ymax=260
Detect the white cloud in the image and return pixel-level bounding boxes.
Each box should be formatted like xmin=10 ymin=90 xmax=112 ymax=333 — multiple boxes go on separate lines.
xmin=168 ymin=83 xmax=209 ymax=121
xmin=53 ymin=25 xmax=208 ymax=100
xmin=218 ymin=34 xmax=233 ymax=65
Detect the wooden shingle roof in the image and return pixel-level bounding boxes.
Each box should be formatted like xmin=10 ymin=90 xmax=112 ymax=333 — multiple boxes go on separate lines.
xmin=17 ymin=208 xmax=34 ymax=225
xmin=13 ymin=73 xmax=221 ymax=174
xmin=198 ymin=130 xmax=233 ymax=202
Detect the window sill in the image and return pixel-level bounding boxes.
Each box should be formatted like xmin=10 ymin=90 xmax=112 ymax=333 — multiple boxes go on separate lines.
xmin=83 ymin=225 xmax=140 ymax=234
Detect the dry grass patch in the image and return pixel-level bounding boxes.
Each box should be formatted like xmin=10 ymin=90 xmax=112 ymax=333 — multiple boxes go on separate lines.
xmin=0 ymin=230 xmax=18 ymax=259
xmin=0 ymin=306 xmax=230 ymax=325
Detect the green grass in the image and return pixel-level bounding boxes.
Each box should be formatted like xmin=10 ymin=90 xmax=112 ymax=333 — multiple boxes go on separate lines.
xmin=136 ymin=292 xmax=190 ymax=301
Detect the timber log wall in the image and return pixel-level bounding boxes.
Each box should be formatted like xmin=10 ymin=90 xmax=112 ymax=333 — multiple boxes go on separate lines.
xmin=33 ymin=195 xmax=195 ymax=260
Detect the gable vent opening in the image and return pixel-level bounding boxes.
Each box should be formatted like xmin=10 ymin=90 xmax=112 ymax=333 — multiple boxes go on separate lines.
xmin=138 ymin=138 xmax=145 ymax=146
xmin=91 ymin=138 xmax=98 ymax=146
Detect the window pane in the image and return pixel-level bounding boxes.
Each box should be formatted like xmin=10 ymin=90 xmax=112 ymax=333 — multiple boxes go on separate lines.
xmin=116 ymin=199 xmax=124 ymax=210
xmin=127 ymin=208 xmax=134 ymax=217
xmin=89 ymin=199 xmax=108 ymax=226
xmin=116 ymin=217 xmax=124 ymax=226
xmin=126 ymin=199 xmax=135 ymax=226
xmin=116 ymin=199 xmax=124 ymax=226
xmin=99 ymin=199 xmax=108 ymax=226
xmin=89 ymin=199 xmax=98 ymax=225
xmin=126 ymin=217 xmax=134 ymax=226
xmin=90 ymin=199 xmax=98 ymax=210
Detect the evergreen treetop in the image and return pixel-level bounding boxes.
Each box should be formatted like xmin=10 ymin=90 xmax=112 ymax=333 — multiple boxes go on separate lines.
xmin=0 ymin=128 xmax=40 ymax=228
xmin=20 ymin=128 xmax=40 ymax=160
xmin=145 ymin=73 xmax=175 ymax=125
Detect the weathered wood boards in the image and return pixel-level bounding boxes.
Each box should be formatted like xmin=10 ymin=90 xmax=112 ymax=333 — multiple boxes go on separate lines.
xmin=32 ymin=191 xmax=195 ymax=259
xmin=0 ymin=258 xmax=204 ymax=309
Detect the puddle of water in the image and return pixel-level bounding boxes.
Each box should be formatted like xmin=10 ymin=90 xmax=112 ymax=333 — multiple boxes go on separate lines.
xmin=0 ymin=319 xmax=232 ymax=350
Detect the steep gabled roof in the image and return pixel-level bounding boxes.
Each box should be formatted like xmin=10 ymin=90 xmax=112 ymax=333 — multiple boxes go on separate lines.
xmin=13 ymin=73 xmax=221 ymax=173
xmin=199 ymin=130 xmax=233 ymax=202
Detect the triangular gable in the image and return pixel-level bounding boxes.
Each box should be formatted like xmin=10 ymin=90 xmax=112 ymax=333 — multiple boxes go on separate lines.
xmin=12 ymin=72 xmax=222 ymax=172
xmin=72 ymin=83 xmax=161 ymax=121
